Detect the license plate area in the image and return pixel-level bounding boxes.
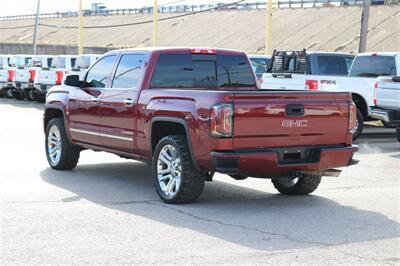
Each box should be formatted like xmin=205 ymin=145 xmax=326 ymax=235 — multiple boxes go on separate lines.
xmin=278 ymin=147 xmax=320 ymax=165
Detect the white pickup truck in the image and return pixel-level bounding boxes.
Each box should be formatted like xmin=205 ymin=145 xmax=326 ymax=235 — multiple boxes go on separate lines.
xmin=261 ymin=51 xmax=399 ymax=139
xmin=0 ymin=55 xmax=12 ymax=98
xmin=12 ymin=55 xmax=54 ymax=101
xmin=371 ymin=75 xmax=400 ymax=142
xmin=34 ymin=55 xmax=77 ymax=102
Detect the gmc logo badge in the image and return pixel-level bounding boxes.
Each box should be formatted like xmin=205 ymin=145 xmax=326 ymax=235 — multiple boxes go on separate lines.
xmin=282 ymin=120 xmax=308 ymax=128
xmin=320 ymin=80 xmax=336 ymax=85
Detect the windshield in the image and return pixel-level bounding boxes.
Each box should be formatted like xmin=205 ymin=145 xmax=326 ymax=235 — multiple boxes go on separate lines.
xmin=349 ymin=56 xmax=396 ymax=77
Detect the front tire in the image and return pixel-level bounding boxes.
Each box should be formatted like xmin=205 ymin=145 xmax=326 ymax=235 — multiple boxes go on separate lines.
xmin=152 ymin=135 xmax=205 ymax=204
xmin=271 ymin=173 xmax=322 ymax=195
xmin=45 ymin=118 xmax=80 ymax=170
xmin=352 ymin=109 xmax=364 ymax=140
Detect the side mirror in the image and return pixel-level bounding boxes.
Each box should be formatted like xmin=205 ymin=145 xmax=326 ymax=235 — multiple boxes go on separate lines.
xmin=64 ymin=74 xmax=80 ymax=87
xmin=392 ymin=76 xmax=400 ymax=82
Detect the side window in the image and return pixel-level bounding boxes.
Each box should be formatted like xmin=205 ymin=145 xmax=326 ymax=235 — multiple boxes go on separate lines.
xmin=85 ymin=55 xmax=116 ymax=88
xmin=112 ymin=54 xmax=145 ymax=88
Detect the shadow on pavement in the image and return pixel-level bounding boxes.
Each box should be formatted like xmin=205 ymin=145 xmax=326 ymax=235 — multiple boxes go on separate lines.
xmin=40 ymin=161 xmax=400 ymax=251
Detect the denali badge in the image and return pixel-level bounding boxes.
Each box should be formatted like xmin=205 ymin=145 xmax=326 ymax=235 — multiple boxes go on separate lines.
xmin=282 ymin=120 xmax=308 ymax=128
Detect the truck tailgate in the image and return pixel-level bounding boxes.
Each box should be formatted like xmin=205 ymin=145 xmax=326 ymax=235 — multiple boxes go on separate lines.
xmin=376 ymin=77 xmax=400 ymax=110
xmin=14 ymin=68 xmax=30 ymax=83
xmin=37 ymin=69 xmax=56 ymax=85
xmin=262 ymin=73 xmax=306 ymax=90
xmin=233 ymin=91 xmax=351 ymax=149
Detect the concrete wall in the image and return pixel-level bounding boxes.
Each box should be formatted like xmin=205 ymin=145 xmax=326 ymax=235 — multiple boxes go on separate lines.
xmin=0 ymin=43 xmax=111 ymax=55
xmin=0 ymin=5 xmax=399 ymax=54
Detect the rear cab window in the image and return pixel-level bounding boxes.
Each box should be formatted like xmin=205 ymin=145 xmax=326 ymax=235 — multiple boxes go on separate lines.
xmin=315 ymin=55 xmax=354 ymax=76
xmin=349 ymin=55 xmax=396 ymax=77
xmin=150 ymin=53 xmax=256 ymax=89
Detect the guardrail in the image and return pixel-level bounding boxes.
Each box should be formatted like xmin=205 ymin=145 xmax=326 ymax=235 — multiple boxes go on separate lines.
xmin=0 ymin=1 xmax=388 ymax=21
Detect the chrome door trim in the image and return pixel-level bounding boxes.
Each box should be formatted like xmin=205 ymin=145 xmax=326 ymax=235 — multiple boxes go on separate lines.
xmin=70 ymin=128 xmax=133 ymax=142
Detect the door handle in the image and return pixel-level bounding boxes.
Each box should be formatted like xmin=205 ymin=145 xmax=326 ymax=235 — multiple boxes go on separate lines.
xmin=91 ymin=97 xmax=99 ymax=103
xmin=124 ymin=98 xmax=134 ymax=107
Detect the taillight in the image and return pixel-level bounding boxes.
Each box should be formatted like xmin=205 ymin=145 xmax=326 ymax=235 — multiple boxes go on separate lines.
xmin=210 ymin=103 xmax=233 ymax=137
xmin=7 ymin=70 xmax=15 ymax=82
xmin=29 ymin=69 xmax=36 ymax=82
xmin=348 ymin=102 xmax=357 ymax=133
xmin=306 ymin=79 xmax=318 ymax=90
xmin=55 ymin=71 xmax=63 ymax=85
xmin=191 ymin=48 xmax=217 ymax=54
xmin=373 ymin=82 xmax=378 ymax=106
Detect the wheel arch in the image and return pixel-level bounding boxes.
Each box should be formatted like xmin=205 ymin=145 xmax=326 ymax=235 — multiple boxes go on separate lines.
xmin=44 ymin=105 xmax=73 ymax=143
xmin=150 ymin=117 xmax=200 ymax=171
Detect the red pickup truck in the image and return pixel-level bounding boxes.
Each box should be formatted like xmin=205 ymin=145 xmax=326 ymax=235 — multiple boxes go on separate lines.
xmin=44 ymin=48 xmax=358 ymax=203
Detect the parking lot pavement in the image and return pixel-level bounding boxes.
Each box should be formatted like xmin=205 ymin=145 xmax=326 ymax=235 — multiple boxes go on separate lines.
xmin=1 ymin=98 xmax=399 ymax=265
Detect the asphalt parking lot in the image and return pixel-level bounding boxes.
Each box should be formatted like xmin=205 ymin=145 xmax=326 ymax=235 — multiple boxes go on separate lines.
xmin=1 ymin=98 xmax=399 ymax=265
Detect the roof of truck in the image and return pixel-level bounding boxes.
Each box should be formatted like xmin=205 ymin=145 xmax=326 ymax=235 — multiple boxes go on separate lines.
xmin=103 ymin=47 xmax=246 ymax=56
xmin=357 ymin=52 xmax=399 ymax=57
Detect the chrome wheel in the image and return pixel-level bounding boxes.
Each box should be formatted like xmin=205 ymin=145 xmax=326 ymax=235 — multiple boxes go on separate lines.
xmin=47 ymin=125 xmax=62 ymax=166
xmin=157 ymin=144 xmax=182 ymax=198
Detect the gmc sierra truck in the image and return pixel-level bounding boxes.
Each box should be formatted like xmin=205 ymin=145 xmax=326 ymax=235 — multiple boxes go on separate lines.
xmin=44 ymin=48 xmax=358 ymax=204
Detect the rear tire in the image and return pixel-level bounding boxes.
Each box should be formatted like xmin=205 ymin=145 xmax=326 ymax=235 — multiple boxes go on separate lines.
xmin=45 ymin=118 xmax=80 ymax=170
xmin=152 ymin=135 xmax=205 ymax=204
xmin=13 ymin=89 xmax=26 ymax=100
xmin=352 ymin=109 xmax=364 ymax=140
xmin=272 ymin=173 xmax=322 ymax=195
xmin=25 ymin=89 xmax=35 ymax=101
xmin=3 ymin=87 xmax=14 ymax=98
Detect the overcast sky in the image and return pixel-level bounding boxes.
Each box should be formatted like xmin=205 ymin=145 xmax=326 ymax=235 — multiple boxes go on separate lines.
xmin=0 ymin=0 xmax=257 ymax=17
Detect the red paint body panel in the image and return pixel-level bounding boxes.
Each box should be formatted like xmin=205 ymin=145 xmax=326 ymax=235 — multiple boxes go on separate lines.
xmin=44 ymin=47 xmax=357 ymax=178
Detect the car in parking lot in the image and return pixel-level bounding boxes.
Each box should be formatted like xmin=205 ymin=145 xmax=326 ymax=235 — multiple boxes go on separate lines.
xmin=44 ymin=47 xmax=358 ymax=204
xmin=34 ymin=55 xmax=77 ymax=102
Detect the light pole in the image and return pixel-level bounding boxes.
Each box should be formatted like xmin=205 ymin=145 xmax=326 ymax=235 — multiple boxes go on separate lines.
xmin=32 ymin=0 xmax=41 ymax=55
xmin=359 ymin=0 xmax=370 ymax=53
xmin=79 ymin=0 xmax=84 ymax=55
xmin=153 ymin=0 xmax=159 ymax=47
xmin=265 ymin=0 xmax=273 ymax=55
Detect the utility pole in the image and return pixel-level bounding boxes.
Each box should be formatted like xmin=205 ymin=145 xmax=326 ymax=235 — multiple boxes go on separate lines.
xmin=78 ymin=0 xmax=84 ymax=55
xmin=32 ymin=0 xmax=41 ymax=55
xmin=153 ymin=0 xmax=159 ymax=47
xmin=359 ymin=0 xmax=370 ymax=53
xmin=265 ymin=0 xmax=273 ymax=55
